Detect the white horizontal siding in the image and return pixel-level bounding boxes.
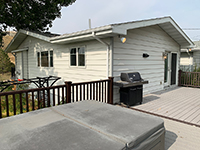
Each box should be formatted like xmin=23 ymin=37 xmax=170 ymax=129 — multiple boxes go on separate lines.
xmin=193 ymin=51 xmax=200 ymax=68
xmin=16 ymin=36 xmax=109 ymax=88
xmin=113 ymin=25 xmax=180 ymax=104
xmin=180 ymin=52 xmax=193 ymax=65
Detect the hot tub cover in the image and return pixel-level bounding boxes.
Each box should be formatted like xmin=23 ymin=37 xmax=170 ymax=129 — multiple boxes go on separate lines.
xmin=0 ymin=100 xmax=165 ymax=150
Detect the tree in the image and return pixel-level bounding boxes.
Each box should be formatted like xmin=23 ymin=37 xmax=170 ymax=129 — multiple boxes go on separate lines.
xmin=0 ymin=48 xmax=14 ymax=74
xmin=0 ymin=0 xmax=76 ymax=47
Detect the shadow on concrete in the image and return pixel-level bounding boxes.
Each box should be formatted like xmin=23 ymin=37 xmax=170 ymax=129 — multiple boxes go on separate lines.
xmin=165 ymin=130 xmax=177 ymax=150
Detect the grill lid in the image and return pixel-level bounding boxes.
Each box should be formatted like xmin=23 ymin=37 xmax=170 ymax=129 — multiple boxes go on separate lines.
xmin=120 ymin=72 xmax=143 ymax=82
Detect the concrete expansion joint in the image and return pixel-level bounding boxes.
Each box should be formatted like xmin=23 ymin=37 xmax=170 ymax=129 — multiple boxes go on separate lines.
xmin=49 ymin=107 xmax=127 ymax=145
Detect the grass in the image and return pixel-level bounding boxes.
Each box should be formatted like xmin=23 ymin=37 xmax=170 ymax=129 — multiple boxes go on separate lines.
xmin=0 ymin=72 xmax=11 ymax=81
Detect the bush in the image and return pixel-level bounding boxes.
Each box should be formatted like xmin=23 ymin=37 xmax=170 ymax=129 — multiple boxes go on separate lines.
xmin=193 ymin=64 xmax=200 ymax=72
xmin=0 ymin=49 xmax=14 ymax=74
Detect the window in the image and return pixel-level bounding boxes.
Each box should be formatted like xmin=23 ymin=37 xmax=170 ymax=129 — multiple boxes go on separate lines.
xmin=70 ymin=48 xmax=77 ymax=66
xmin=70 ymin=47 xmax=85 ymax=66
xmin=78 ymin=47 xmax=85 ymax=66
xmin=41 ymin=51 xmax=48 ymax=67
xmin=50 ymin=51 xmax=53 ymax=67
xmin=37 ymin=50 xmax=53 ymax=67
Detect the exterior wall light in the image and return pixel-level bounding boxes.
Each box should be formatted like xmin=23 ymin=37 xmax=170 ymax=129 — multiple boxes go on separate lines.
xmin=187 ymin=48 xmax=192 ymax=52
xmin=120 ymin=37 xmax=126 ymax=43
xmin=163 ymin=52 xmax=167 ymax=59
xmin=143 ymin=53 xmax=149 ymax=58
xmin=118 ymin=35 xmax=126 ymax=43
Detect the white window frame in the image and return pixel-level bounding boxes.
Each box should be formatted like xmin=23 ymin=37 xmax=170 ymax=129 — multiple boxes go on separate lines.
xmin=70 ymin=46 xmax=86 ymax=68
xmin=37 ymin=50 xmax=54 ymax=68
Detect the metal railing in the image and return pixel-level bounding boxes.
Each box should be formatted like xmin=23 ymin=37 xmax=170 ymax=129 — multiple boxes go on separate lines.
xmin=0 ymin=77 xmax=113 ymax=118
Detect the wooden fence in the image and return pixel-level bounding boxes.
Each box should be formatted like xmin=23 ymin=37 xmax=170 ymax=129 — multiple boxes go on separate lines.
xmin=0 ymin=77 xmax=113 ymax=118
xmin=178 ymin=70 xmax=200 ymax=87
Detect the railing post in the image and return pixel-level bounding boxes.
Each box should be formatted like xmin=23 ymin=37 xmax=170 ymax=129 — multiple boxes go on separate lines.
xmin=65 ymin=81 xmax=72 ymax=103
xmin=108 ymin=77 xmax=114 ymax=104
xmin=178 ymin=70 xmax=182 ymax=86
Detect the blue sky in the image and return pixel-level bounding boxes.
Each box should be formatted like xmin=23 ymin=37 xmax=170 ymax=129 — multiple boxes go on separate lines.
xmin=50 ymin=0 xmax=200 ymax=41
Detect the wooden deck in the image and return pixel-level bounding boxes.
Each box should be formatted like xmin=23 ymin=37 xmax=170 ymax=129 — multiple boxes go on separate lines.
xmin=132 ymin=87 xmax=200 ymax=127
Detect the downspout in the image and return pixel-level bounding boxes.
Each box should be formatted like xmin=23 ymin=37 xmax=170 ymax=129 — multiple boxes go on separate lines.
xmin=110 ymin=37 xmax=113 ymax=77
xmin=92 ymin=32 xmax=110 ymax=78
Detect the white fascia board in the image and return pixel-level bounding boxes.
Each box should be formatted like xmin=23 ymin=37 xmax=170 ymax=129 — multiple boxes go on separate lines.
xmin=51 ymin=30 xmax=113 ymax=44
xmin=113 ymin=17 xmax=172 ymax=32
xmin=20 ymin=30 xmax=50 ymax=42
xmin=11 ymin=48 xmax=28 ymax=53
xmin=181 ymin=45 xmax=195 ymax=49
xmin=111 ymin=18 xmax=175 ymax=37
xmin=50 ymin=25 xmax=112 ymax=41
xmin=112 ymin=27 xmax=127 ymax=35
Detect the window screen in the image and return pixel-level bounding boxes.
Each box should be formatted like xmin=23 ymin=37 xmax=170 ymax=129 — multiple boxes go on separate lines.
xmin=41 ymin=51 xmax=49 ymax=67
xmin=78 ymin=47 xmax=85 ymax=66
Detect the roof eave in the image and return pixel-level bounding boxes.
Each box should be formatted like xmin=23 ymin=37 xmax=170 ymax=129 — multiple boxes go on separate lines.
xmin=50 ymin=28 xmax=122 ymax=44
xmin=5 ymin=29 xmax=50 ymax=53
xmin=50 ymin=17 xmax=194 ymax=48
xmin=113 ymin=17 xmax=194 ymax=49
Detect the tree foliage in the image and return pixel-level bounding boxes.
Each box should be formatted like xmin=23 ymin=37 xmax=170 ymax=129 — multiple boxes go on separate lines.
xmin=0 ymin=0 xmax=76 ymax=47
xmin=0 ymin=48 xmax=14 ymax=73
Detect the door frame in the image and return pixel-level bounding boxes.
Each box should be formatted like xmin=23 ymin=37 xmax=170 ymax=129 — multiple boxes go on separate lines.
xmin=22 ymin=50 xmax=29 ymax=79
xmin=171 ymin=52 xmax=178 ymax=85
xmin=164 ymin=51 xmax=178 ymax=87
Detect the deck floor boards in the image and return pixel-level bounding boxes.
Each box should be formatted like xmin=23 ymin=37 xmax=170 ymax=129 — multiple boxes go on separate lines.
xmin=132 ymin=87 xmax=200 ymax=127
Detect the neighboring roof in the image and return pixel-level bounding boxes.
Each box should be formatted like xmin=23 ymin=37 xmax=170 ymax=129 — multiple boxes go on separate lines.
xmin=192 ymin=41 xmax=200 ymax=51
xmin=6 ymin=16 xmax=194 ymax=53
xmin=5 ymin=30 xmax=60 ymax=53
xmin=50 ymin=16 xmax=194 ymax=49
xmin=181 ymin=41 xmax=200 ymax=52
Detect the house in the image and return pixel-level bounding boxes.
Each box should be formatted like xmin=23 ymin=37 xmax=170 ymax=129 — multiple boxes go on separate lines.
xmin=180 ymin=41 xmax=200 ymax=71
xmin=5 ymin=16 xmax=194 ymax=104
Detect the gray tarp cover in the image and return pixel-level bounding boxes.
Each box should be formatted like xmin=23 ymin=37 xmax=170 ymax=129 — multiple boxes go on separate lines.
xmin=0 ymin=101 xmax=165 ymax=150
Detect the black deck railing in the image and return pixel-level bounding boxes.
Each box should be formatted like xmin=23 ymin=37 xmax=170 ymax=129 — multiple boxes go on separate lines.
xmin=0 ymin=77 xmax=113 ymax=118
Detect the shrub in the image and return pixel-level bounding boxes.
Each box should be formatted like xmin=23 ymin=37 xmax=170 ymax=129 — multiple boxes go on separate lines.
xmin=0 ymin=49 xmax=15 ymax=74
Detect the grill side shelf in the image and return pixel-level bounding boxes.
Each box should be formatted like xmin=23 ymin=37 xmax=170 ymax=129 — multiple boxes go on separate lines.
xmin=114 ymin=80 xmax=148 ymax=88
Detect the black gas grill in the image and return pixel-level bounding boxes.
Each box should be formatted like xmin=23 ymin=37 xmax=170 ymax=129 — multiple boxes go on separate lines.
xmin=114 ymin=72 xmax=148 ymax=106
